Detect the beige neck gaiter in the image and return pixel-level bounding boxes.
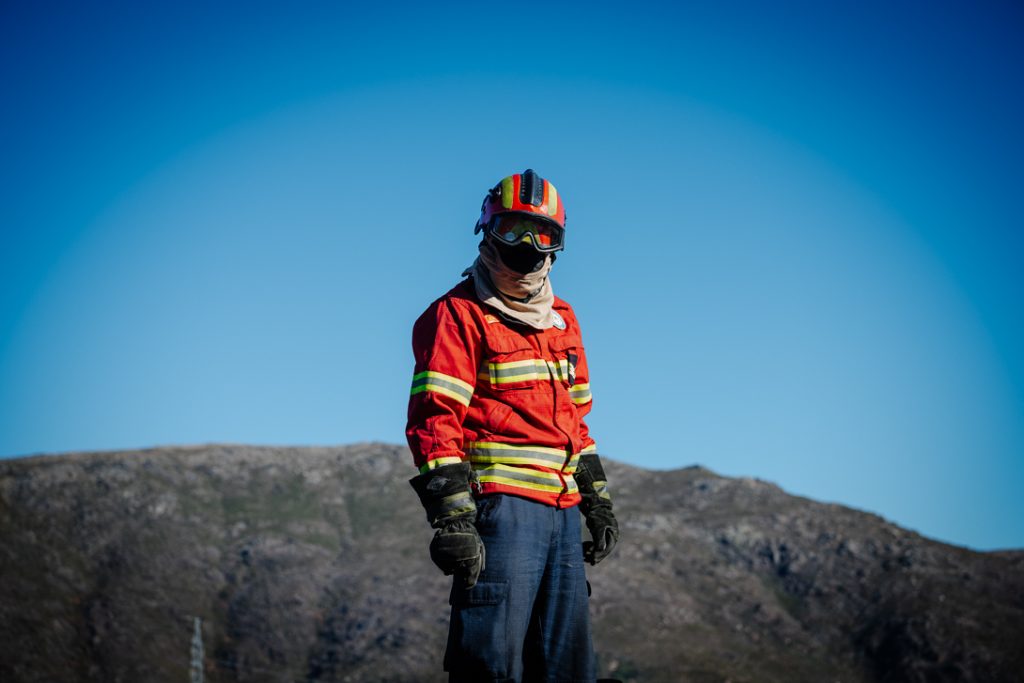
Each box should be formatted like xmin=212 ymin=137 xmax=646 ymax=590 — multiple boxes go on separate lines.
xmin=463 ymin=240 xmax=556 ymax=330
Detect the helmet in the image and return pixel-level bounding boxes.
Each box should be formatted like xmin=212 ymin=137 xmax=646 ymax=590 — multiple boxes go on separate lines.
xmin=475 ymin=169 xmax=566 ymax=252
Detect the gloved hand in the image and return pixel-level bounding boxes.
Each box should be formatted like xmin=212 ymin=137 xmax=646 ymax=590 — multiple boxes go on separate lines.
xmin=409 ymin=462 xmax=486 ymax=588
xmin=574 ymin=452 xmax=620 ymax=565
xmin=429 ymin=517 xmax=486 ymax=588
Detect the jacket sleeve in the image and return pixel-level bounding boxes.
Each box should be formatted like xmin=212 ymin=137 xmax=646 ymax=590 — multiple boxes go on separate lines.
xmin=406 ymin=298 xmax=482 ymax=473
xmin=572 ymin=341 xmax=598 ymax=453
xmin=565 ymin=309 xmax=597 ymax=453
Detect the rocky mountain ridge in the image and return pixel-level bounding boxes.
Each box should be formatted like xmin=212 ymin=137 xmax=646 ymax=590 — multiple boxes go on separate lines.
xmin=1 ymin=443 xmax=1021 ymax=682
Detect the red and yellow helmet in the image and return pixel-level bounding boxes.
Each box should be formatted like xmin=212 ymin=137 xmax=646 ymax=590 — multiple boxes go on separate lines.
xmin=475 ymin=169 xmax=566 ymax=252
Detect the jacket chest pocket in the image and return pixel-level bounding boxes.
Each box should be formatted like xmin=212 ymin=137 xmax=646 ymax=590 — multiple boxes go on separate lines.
xmin=481 ymin=334 xmax=549 ymax=391
xmin=548 ymin=334 xmax=582 ymax=388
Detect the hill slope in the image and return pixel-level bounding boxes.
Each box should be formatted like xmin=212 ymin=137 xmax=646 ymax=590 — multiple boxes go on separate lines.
xmin=1 ymin=443 xmax=1021 ymax=682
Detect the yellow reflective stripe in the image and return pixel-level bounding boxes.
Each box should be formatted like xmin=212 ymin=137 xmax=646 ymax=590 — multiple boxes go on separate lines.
xmin=418 ymin=456 xmax=465 ymax=474
xmin=563 ymin=453 xmax=580 ymax=474
xmin=411 ymin=383 xmax=470 ymax=406
xmin=501 ymin=176 xmax=515 ymax=209
xmin=548 ymin=360 xmax=573 ymax=382
xmin=412 ymin=370 xmax=473 ymax=393
xmin=411 ymin=370 xmax=474 ymax=407
xmin=486 ymin=358 xmax=551 ymax=383
xmin=474 ymin=464 xmax=567 ymax=493
xmin=437 ymin=490 xmax=477 ymax=517
xmin=493 ymin=370 xmax=547 ymax=383
xmin=490 ymin=359 xmax=547 ymax=373
xmin=480 ymin=475 xmax=563 ymax=493
xmin=464 ymin=442 xmax=591 ymax=475
xmin=466 ymin=441 xmax=571 ymax=469
xmin=466 ymin=441 xmax=569 ymax=457
xmin=569 ymin=383 xmax=592 ymax=405
xmin=491 ymin=359 xmax=543 ymax=370
xmin=546 ymin=183 xmax=558 ymax=216
xmin=581 ymin=444 xmax=597 ymax=454
xmin=482 ymin=358 xmax=574 ymax=384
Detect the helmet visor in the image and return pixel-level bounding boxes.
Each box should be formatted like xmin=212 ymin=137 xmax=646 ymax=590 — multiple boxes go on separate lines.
xmin=488 ymin=214 xmax=564 ymax=252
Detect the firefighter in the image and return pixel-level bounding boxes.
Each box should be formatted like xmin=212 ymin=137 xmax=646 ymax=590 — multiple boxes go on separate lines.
xmin=406 ymin=169 xmax=619 ymax=682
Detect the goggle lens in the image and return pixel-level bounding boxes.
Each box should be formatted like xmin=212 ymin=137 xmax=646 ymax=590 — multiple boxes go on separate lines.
xmin=489 ymin=215 xmax=563 ymax=251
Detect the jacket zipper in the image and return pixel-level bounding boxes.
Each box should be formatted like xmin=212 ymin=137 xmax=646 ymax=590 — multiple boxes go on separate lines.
xmin=539 ymin=332 xmax=574 ymax=508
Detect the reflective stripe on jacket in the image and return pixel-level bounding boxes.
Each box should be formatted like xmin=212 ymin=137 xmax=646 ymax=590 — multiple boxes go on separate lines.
xmin=406 ymin=278 xmax=597 ymax=508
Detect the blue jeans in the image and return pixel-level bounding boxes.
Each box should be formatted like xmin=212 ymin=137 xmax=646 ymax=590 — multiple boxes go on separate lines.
xmin=444 ymin=494 xmax=596 ymax=683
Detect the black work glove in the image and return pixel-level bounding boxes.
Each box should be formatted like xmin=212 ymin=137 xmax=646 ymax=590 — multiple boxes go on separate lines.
xmin=430 ymin=518 xmax=486 ymax=589
xmin=410 ymin=462 xmax=486 ymax=588
xmin=582 ymin=506 xmax=618 ymax=565
xmin=574 ymin=452 xmax=620 ymax=565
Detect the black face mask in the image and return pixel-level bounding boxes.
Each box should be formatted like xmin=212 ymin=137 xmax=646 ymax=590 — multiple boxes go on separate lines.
xmin=494 ymin=241 xmax=549 ymax=274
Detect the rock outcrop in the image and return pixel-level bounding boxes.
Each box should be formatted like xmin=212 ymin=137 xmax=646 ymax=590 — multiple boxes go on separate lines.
xmin=1 ymin=443 xmax=1021 ymax=682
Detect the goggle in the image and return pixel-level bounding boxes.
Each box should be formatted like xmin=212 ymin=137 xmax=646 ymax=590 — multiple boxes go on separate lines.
xmin=488 ymin=214 xmax=564 ymax=252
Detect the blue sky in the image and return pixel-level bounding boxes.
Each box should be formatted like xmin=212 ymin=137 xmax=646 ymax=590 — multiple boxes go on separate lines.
xmin=2 ymin=1 xmax=1022 ymax=550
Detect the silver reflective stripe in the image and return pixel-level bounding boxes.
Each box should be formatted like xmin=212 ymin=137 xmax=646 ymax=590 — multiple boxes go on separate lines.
xmin=565 ymin=453 xmax=581 ymax=472
xmin=550 ymin=359 xmax=571 ymax=382
xmin=466 ymin=444 xmax=569 ymax=469
xmin=436 ymin=490 xmax=476 ymax=518
xmin=411 ymin=372 xmax=474 ymax=403
xmin=475 ymin=465 xmax=563 ymax=488
xmin=488 ymin=360 xmax=549 ymax=378
xmin=411 ymin=374 xmax=468 ymax=393
xmin=569 ymin=383 xmax=592 ymax=404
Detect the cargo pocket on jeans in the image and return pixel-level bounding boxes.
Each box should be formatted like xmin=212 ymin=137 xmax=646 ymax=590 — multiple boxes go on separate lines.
xmin=446 ymin=579 xmax=511 ymax=677
xmin=449 ymin=579 xmax=509 ymax=607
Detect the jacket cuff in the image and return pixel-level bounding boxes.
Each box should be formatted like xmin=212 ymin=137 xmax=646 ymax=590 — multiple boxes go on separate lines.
xmin=574 ymin=452 xmax=612 ymax=513
xmin=409 ymin=462 xmax=477 ymax=527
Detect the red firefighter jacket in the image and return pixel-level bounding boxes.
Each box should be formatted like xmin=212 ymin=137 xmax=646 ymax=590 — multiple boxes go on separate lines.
xmin=406 ymin=278 xmax=597 ymax=508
